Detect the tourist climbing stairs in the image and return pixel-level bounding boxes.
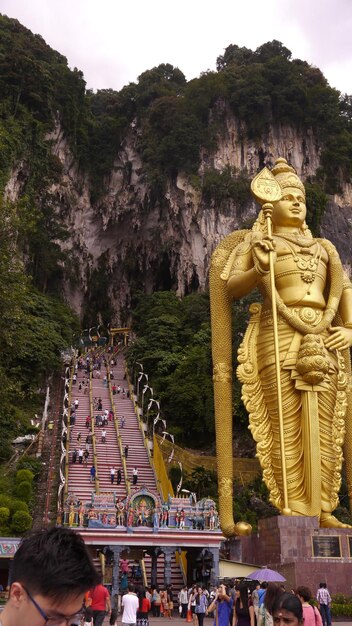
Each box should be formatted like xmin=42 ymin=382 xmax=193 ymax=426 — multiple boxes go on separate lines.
xmin=66 ymin=351 xmax=126 ymax=504
xmin=91 ymin=357 xmax=127 ymax=497
xmin=110 ymin=352 xmax=158 ymax=494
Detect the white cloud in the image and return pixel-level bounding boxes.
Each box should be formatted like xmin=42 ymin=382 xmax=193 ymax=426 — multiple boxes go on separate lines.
xmin=1 ymin=0 xmax=352 ymax=93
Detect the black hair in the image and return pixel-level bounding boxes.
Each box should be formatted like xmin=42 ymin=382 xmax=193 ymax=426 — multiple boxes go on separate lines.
xmin=236 ymin=583 xmax=249 ymax=613
xmin=10 ymin=527 xmax=99 ymax=600
xmin=295 ymin=586 xmax=312 ymax=602
xmin=128 ymin=583 xmax=135 ymax=593
xmin=272 ymin=593 xmax=303 ymax=622
xmin=264 ymin=583 xmax=284 ymax=615
xmin=137 ymin=586 xmax=146 ymax=608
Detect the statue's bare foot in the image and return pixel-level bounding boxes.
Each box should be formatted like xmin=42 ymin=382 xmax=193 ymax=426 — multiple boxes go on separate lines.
xmin=234 ymin=521 xmax=252 ymax=536
xmin=221 ymin=521 xmax=252 ymax=537
xmin=320 ymin=513 xmax=351 ymax=529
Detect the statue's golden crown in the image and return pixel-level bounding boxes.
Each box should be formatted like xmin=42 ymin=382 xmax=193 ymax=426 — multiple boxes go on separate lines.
xmin=272 ymin=157 xmax=305 ymax=195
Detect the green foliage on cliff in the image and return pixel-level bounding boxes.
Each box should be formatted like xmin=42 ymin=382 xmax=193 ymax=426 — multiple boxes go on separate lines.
xmin=0 ymin=199 xmax=79 ymax=462
xmin=202 ymin=166 xmax=250 ymax=212
xmin=0 ymin=17 xmax=80 ymax=460
xmin=126 ymin=290 xmax=256 ymax=448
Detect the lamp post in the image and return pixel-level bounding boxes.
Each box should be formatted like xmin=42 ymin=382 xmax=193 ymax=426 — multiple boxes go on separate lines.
xmin=137 ymin=372 xmax=148 ymax=410
xmin=135 ymin=362 xmax=143 ymax=396
xmin=89 ymin=326 xmax=96 ymax=347
xmin=148 ymin=398 xmax=160 ymax=439
xmin=142 ymin=383 xmax=153 ymax=420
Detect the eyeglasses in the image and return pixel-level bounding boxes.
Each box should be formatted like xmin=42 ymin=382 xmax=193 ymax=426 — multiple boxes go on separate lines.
xmin=23 ymin=586 xmax=84 ymax=626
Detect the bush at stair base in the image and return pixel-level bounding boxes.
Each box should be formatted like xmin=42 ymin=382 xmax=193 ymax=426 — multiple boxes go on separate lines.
xmin=0 ymin=496 xmax=30 ymax=535
xmin=15 ymin=469 xmax=34 ymax=485
xmin=0 ymin=507 xmax=10 ymax=527
xmin=11 ymin=510 xmax=33 ymax=534
xmin=14 ymin=481 xmax=32 ymax=503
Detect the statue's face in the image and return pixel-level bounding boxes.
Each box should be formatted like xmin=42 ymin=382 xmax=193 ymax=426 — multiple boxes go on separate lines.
xmin=272 ymin=186 xmax=306 ymax=229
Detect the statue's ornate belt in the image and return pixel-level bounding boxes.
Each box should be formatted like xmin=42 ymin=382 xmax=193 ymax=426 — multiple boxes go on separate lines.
xmin=261 ymin=306 xmax=324 ymax=327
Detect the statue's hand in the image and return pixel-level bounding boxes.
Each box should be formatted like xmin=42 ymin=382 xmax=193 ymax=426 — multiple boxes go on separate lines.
xmin=325 ymin=326 xmax=352 ymax=351
xmin=252 ymin=236 xmax=276 ymax=274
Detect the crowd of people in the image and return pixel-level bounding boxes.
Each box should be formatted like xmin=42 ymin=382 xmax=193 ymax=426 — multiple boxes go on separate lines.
xmin=88 ymin=579 xmax=332 ymax=626
xmin=201 ymin=580 xmax=333 ymax=626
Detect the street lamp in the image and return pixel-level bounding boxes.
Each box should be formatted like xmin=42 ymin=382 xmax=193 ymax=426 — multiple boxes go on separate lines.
xmin=137 ymin=372 xmax=148 ymax=407
xmin=142 ymin=383 xmax=153 ymax=419
xmin=148 ymin=398 xmax=160 ymax=438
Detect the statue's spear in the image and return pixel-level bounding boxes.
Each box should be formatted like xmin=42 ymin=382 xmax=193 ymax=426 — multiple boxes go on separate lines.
xmin=251 ymin=167 xmax=292 ymax=516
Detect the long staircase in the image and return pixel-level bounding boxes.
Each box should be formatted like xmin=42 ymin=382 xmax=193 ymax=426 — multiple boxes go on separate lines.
xmin=91 ymin=361 xmax=126 ymax=496
xmin=67 ymin=362 xmax=94 ymax=501
xmin=65 ymin=348 xmax=185 ymax=591
xmin=111 ymin=353 xmax=158 ymax=494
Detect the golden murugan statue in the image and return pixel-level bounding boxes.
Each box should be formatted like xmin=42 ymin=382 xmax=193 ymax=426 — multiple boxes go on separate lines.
xmin=210 ymin=157 xmax=352 ymax=537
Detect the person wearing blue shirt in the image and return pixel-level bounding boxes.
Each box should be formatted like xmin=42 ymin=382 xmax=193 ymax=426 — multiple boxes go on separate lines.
xmin=207 ymin=585 xmax=233 ymax=626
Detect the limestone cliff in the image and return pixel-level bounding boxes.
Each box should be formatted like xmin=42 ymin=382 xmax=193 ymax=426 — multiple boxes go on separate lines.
xmin=5 ymin=112 xmax=352 ymax=323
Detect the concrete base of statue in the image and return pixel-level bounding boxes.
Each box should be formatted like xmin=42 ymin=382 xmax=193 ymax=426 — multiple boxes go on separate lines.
xmin=238 ymin=515 xmax=352 ymax=594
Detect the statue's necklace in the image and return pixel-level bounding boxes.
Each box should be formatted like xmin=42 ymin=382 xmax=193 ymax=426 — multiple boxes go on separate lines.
xmin=276 ymin=234 xmax=322 ymax=292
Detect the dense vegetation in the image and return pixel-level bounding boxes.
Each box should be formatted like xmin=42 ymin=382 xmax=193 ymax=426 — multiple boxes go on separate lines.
xmin=0 ymin=198 xmax=79 ymax=463
xmin=126 ymin=290 xmax=257 ymax=449
xmin=0 ymin=15 xmax=80 ymax=468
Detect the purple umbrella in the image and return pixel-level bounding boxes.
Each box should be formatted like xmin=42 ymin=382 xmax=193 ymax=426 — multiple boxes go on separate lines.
xmin=247 ymin=567 xmax=286 ymax=582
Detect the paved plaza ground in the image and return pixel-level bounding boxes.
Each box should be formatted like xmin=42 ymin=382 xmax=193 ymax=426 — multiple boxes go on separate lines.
xmin=103 ymin=616 xmax=352 ymax=626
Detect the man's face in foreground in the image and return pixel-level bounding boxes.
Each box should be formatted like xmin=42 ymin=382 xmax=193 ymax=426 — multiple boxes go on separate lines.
xmin=5 ymin=582 xmax=84 ymax=626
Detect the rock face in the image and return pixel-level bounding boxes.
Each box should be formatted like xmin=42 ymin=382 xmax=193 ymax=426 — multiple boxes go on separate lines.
xmin=5 ymin=113 xmax=352 ymax=322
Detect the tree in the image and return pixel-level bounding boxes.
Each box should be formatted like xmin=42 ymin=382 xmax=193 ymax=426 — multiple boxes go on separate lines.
xmin=13 ymin=481 xmax=32 ymax=503
xmin=0 ymin=507 xmax=10 ymax=527
xmin=216 ymin=44 xmax=254 ymax=71
xmin=255 ymin=40 xmax=292 ymax=62
xmin=11 ymin=510 xmax=33 ymax=533
xmin=15 ymin=469 xmax=34 ymax=484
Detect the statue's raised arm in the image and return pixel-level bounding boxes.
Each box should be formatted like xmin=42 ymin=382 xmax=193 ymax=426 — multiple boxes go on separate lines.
xmin=210 ymin=157 xmax=352 ymax=537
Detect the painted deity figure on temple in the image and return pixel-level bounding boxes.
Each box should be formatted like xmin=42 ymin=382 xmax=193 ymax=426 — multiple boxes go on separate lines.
xmin=210 ymin=157 xmax=352 ymax=536
xmin=179 ymin=509 xmax=185 ymax=529
xmin=153 ymin=507 xmax=160 ymax=530
xmin=116 ymin=499 xmax=125 ymax=526
xmin=127 ymin=507 xmax=134 ymax=527
xmin=68 ymin=504 xmax=75 ymax=527
xmin=209 ymin=505 xmax=216 ymax=530
xmin=78 ymin=502 xmax=85 ymax=527
xmin=161 ymin=505 xmax=169 ymax=527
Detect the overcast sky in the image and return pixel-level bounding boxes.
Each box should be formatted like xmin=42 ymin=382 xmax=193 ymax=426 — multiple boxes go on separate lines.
xmin=2 ymin=0 xmax=352 ymax=95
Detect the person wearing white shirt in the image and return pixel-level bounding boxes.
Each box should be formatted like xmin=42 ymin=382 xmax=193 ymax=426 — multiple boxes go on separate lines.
xmin=122 ymin=584 xmax=139 ymax=626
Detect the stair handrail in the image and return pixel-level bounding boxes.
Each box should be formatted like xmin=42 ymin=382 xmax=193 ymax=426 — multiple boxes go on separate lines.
xmin=140 ymin=558 xmax=148 ymax=588
xmin=90 ymin=363 xmax=100 ymax=494
xmin=107 ymin=362 xmax=130 ymax=495
xmin=175 ymin=551 xmax=187 ymax=585
xmin=152 ymin=434 xmax=174 ymax=500
xmin=125 ymin=366 xmax=152 ymax=460
xmin=58 ymin=366 xmax=70 ymax=508
xmin=125 ymin=366 xmax=164 ymax=497
xmin=64 ymin=358 xmax=75 ymax=499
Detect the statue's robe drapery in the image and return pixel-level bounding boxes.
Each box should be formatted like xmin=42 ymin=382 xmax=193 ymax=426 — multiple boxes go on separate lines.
xmin=237 ymin=301 xmax=347 ymax=516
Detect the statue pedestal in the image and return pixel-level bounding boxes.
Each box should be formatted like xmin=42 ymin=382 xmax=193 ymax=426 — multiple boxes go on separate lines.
xmin=240 ymin=516 xmax=352 ymax=594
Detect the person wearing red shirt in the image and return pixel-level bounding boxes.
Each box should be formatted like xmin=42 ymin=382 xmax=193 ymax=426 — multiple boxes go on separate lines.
xmin=88 ymin=582 xmax=111 ymax=626
xmin=137 ymin=589 xmax=151 ymax=623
